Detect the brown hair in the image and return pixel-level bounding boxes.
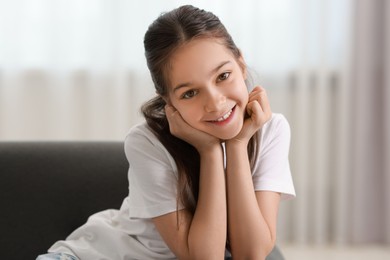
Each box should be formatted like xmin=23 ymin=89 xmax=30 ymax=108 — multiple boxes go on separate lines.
xmin=142 ymin=5 xmax=259 ymax=214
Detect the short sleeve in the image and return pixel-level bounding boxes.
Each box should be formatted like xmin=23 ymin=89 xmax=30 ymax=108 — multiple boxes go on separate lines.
xmin=124 ymin=124 xmax=182 ymax=218
xmin=252 ymin=114 xmax=296 ymax=200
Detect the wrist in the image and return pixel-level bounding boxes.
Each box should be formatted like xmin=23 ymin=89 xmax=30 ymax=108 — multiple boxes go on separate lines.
xmin=198 ymin=142 xmax=223 ymax=158
xmin=225 ymin=139 xmax=248 ymax=151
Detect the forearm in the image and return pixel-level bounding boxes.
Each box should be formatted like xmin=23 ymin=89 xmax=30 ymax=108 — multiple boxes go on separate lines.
xmin=187 ymin=146 xmax=227 ymax=259
xmin=225 ymin=142 xmax=275 ymax=259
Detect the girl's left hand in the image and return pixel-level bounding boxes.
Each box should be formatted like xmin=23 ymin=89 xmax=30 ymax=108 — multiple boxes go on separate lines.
xmin=230 ymin=86 xmax=272 ymax=145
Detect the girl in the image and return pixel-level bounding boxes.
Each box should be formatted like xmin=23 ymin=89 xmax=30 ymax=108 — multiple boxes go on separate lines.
xmin=37 ymin=5 xmax=295 ymax=260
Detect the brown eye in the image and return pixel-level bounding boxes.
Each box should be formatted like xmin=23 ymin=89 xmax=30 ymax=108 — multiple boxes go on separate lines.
xmin=181 ymin=89 xmax=198 ymax=99
xmin=217 ymin=72 xmax=230 ymax=82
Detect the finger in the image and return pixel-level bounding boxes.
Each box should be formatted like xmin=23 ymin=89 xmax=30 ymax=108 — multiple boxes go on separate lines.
xmin=248 ymin=87 xmax=264 ymax=107
xmin=165 ymin=104 xmax=176 ymax=112
xmin=165 ymin=105 xmax=180 ymax=128
xmin=165 ymin=104 xmax=189 ymax=131
xmin=248 ymin=88 xmax=258 ymax=102
xmin=250 ymin=85 xmax=263 ymax=94
xmin=248 ymin=86 xmax=264 ymax=100
xmin=258 ymin=88 xmax=269 ymax=110
xmin=257 ymin=89 xmax=272 ymax=117
xmin=246 ymin=100 xmax=264 ymax=126
xmin=250 ymin=87 xmax=271 ymax=114
xmin=165 ymin=105 xmax=175 ymax=116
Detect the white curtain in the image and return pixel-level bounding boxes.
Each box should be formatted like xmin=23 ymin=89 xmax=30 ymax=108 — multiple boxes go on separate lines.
xmin=0 ymin=0 xmax=389 ymax=246
xmin=346 ymin=0 xmax=390 ymax=244
xmin=276 ymin=0 xmax=390 ymax=246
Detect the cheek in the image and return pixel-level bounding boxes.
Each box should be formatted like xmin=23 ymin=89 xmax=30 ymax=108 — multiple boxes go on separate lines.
xmin=173 ymin=105 xmax=198 ymax=125
xmin=231 ymin=79 xmax=249 ymax=103
xmin=179 ymin=109 xmax=193 ymax=121
xmin=241 ymin=88 xmax=249 ymax=102
xmin=169 ymin=98 xmax=200 ymax=126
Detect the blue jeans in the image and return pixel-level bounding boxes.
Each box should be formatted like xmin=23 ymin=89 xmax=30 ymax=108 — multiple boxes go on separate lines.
xmin=37 ymin=246 xmax=283 ymax=260
xmin=224 ymin=246 xmax=284 ymax=259
xmin=36 ymin=253 xmax=78 ymax=260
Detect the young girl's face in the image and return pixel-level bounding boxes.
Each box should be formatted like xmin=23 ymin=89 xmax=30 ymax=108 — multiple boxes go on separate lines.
xmin=167 ymin=38 xmax=249 ymax=140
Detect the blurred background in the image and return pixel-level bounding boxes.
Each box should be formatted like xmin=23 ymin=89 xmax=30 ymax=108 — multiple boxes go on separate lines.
xmin=0 ymin=0 xmax=389 ymax=258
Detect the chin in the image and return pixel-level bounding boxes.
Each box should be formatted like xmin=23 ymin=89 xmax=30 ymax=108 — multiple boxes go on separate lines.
xmin=216 ymin=124 xmax=243 ymax=141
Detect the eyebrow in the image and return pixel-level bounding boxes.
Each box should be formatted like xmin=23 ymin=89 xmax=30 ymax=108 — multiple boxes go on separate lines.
xmin=172 ymin=60 xmax=232 ymax=93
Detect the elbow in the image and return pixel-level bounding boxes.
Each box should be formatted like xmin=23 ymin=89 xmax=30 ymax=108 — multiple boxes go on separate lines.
xmin=186 ymin=251 xmax=225 ymax=260
xmin=248 ymin=245 xmax=276 ymax=260
xmin=260 ymin=228 xmax=277 ymax=258
xmin=183 ymin=245 xmax=225 ymax=260
xmin=236 ymin=246 xmax=274 ymax=260
xmin=261 ymin=233 xmax=277 ymax=259
xmin=232 ymin=237 xmax=276 ymax=260
xmin=263 ymin=238 xmax=277 ymax=259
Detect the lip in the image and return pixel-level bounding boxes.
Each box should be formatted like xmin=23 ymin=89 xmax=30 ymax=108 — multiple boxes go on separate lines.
xmin=207 ymin=105 xmax=236 ymax=125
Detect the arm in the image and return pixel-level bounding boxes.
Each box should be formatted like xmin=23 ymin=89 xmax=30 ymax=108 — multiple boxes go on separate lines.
xmin=226 ymin=86 xmax=280 ymax=259
xmin=152 ymin=105 xmax=227 ymax=260
xmin=226 ymin=141 xmax=280 ymax=259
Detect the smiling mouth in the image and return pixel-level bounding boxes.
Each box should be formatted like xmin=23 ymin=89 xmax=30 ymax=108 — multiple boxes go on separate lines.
xmin=211 ymin=106 xmax=235 ymax=122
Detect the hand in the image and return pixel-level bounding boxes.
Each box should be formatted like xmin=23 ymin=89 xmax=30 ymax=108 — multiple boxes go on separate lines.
xmin=229 ymin=86 xmax=272 ymax=146
xmin=165 ymin=105 xmax=221 ymax=153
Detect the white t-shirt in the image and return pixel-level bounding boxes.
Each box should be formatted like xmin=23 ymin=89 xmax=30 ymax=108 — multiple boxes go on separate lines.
xmin=49 ymin=113 xmax=295 ymax=259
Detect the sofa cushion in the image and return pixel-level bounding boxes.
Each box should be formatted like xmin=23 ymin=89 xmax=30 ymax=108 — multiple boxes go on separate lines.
xmin=0 ymin=142 xmax=129 ymax=259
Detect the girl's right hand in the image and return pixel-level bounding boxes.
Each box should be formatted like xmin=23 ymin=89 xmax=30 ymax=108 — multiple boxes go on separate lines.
xmin=165 ymin=105 xmax=221 ymax=154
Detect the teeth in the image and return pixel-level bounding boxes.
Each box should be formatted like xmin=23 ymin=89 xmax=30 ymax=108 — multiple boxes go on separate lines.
xmin=216 ymin=109 xmax=232 ymax=122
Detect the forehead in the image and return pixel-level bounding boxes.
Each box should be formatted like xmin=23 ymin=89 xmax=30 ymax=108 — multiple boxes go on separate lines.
xmin=168 ymin=38 xmax=237 ymax=84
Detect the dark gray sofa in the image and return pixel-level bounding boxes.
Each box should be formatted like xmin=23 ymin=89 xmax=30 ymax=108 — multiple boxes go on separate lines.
xmin=0 ymin=142 xmax=129 ymax=259
xmin=0 ymin=141 xmax=284 ymax=260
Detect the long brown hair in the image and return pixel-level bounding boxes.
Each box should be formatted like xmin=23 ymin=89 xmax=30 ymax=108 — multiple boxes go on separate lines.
xmin=142 ymin=5 xmax=259 ymax=214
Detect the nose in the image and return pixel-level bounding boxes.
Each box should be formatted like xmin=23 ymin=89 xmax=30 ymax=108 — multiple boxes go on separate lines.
xmin=204 ymin=88 xmax=226 ymax=113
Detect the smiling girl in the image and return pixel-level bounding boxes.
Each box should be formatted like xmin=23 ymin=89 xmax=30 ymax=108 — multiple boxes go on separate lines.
xmin=37 ymin=5 xmax=295 ymax=260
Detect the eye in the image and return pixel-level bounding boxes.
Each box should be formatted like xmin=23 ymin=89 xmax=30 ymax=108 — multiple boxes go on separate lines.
xmin=217 ymin=72 xmax=231 ymax=82
xmin=181 ymin=89 xmax=198 ymax=99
